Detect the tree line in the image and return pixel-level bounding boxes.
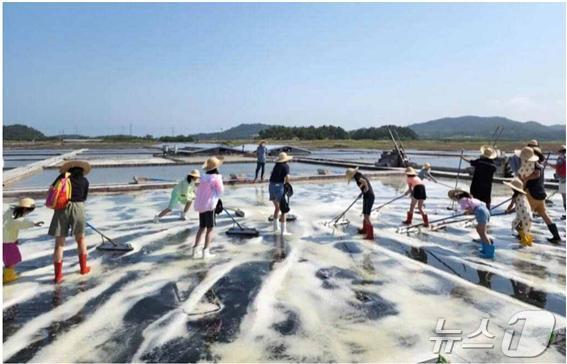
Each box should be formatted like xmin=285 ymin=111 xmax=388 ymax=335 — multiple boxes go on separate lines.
xmin=258 ymin=124 xmax=418 ymax=140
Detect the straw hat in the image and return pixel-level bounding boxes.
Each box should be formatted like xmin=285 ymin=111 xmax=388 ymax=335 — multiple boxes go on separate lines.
xmin=188 ymin=169 xmax=200 ymax=179
xmin=516 ymin=147 xmax=539 ymax=162
xmin=503 ymin=178 xmax=526 ymax=195
xmin=423 ymin=162 xmax=431 ymax=170
xmin=527 ymin=139 xmax=539 ymax=147
xmin=59 ymin=160 xmax=92 ymax=175
xmin=275 ymin=152 xmax=293 ymax=163
xmin=14 ymin=198 xmax=36 ymax=209
xmin=559 ymin=145 xmax=566 ymax=153
xmin=405 ymin=167 xmax=417 ymax=176
xmin=345 ymin=167 xmax=359 ymax=183
xmin=202 ymin=156 xmax=223 ymax=171
xmin=479 ymin=145 xmax=497 ymax=159
xmin=259 ymin=140 xmax=267 ymax=145
xmin=447 ymin=189 xmax=466 ymax=201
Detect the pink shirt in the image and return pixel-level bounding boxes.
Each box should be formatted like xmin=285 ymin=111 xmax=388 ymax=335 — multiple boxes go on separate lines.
xmin=458 ymin=197 xmax=483 ymax=211
xmin=406 ymin=176 xmax=423 ymax=190
xmin=194 ymin=174 xmax=224 ymax=212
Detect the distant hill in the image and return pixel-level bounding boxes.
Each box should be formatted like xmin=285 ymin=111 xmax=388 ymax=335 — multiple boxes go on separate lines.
xmin=408 ymin=116 xmax=565 ymax=140
xmin=191 ymin=123 xmax=272 ymax=140
xmin=3 ymin=124 xmax=46 ymax=141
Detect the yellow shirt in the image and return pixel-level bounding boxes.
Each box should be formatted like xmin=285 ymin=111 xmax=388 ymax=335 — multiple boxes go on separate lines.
xmin=3 ymin=209 xmax=34 ymax=243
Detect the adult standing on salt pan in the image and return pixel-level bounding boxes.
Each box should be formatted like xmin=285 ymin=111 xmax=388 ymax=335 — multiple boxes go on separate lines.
xmin=253 ymin=140 xmax=268 ymax=183
xmin=269 ymin=152 xmax=292 ymax=234
xmin=462 ymin=145 xmax=497 ymax=209
xmin=192 ymin=156 xmax=224 ymax=259
xmin=346 ymin=167 xmax=375 ymax=240
xmin=48 ymin=160 xmax=92 ymax=283
xmin=521 ymin=152 xmax=562 ymax=243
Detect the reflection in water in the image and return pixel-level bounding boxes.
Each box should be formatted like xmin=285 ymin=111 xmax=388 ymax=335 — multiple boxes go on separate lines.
xmin=255 ymin=186 xmax=267 ymax=206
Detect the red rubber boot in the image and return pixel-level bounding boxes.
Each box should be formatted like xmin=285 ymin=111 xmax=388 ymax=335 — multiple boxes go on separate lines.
xmin=357 ymin=220 xmax=368 ymax=234
xmin=54 ymin=262 xmax=63 ymax=283
xmin=364 ymin=222 xmax=375 ymax=240
xmin=79 ymin=254 xmax=91 ymax=275
xmin=402 ymin=212 xmax=413 ymax=225
xmin=422 ymin=214 xmax=429 ymax=228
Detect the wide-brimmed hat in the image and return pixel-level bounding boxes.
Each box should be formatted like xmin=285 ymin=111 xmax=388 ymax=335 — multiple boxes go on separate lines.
xmin=258 ymin=140 xmax=267 ymax=145
xmin=503 ymin=178 xmax=526 ymax=195
xmin=188 ymin=169 xmax=201 ymax=179
xmin=516 ymin=147 xmax=539 ymax=162
xmin=345 ymin=167 xmax=359 ymax=183
xmin=13 ymin=198 xmax=36 ymax=209
xmin=405 ymin=167 xmax=417 ymax=176
xmin=202 ymin=156 xmax=223 ymax=171
xmin=559 ymin=145 xmax=566 ymax=153
xmin=527 ymin=139 xmax=539 ymax=147
xmin=59 ymin=160 xmax=92 ymax=175
xmin=480 ymin=145 xmax=497 ymax=159
xmin=448 ymin=189 xmax=466 ymax=201
xmin=423 ymin=162 xmax=431 ymax=170
xmin=275 ymin=152 xmax=293 ymax=163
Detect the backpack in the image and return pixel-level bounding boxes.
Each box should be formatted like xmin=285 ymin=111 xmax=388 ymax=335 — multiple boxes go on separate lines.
xmin=46 ymin=173 xmax=72 ymax=210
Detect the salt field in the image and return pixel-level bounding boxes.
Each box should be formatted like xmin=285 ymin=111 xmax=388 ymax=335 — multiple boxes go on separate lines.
xmin=3 ymin=177 xmax=565 ymax=362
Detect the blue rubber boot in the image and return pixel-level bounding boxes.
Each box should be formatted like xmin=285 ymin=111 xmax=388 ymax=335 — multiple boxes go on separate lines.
xmin=479 ymin=242 xmax=495 ymax=259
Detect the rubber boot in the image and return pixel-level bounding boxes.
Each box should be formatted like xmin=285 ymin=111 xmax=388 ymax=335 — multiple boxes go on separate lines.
xmin=421 ymin=214 xmax=429 ymax=228
xmin=3 ymin=267 xmax=17 ymax=283
xmin=364 ymin=222 xmax=375 ymax=240
xmin=479 ymin=242 xmax=495 ymax=259
xmin=273 ymin=219 xmax=279 ymax=233
xmin=547 ymin=224 xmax=561 ymax=243
xmin=54 ymin=262 xmax=63 ymax=283
xmin=79 ymin=254 xmax=91 ymax=275
xmin=280 ymin=221 xmax=290 ymax=236
xmin=402 ymin=212 xmax=413 ymax=225
xmin=519 ymin=230 xmax=533 ymax=247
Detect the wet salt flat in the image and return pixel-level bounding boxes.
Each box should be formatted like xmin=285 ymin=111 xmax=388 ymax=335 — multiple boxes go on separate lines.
xmin=3 ymin=177 xmax=565 ymax=362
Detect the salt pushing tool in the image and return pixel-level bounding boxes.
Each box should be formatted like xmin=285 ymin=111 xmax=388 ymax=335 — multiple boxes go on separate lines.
xmin=88 ymin=222 xmax=134 ymax=252
xmin=326 ymin=193 xmax=362 ymax=226
xmin=371 ymin=194 xmax=405 ymax=214
xmin=224 ymin=209 xmax=259 ymax=237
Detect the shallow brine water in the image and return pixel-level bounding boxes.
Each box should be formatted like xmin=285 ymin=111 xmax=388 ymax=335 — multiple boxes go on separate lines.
xmin=3 ymin=176 xmax=566 ymax=362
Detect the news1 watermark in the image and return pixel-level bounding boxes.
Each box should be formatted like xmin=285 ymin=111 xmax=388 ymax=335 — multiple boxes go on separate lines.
xmin=429 ymin=310 xmax=558 ymax=358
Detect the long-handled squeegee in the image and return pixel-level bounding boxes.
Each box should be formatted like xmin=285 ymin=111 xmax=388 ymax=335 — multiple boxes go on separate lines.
xmin=224 ymin=209 xmax=260 ymax=238
xmin=88 ymin=222 xmax=134 ymax=252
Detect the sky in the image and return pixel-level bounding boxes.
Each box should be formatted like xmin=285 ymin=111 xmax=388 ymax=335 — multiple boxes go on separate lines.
xmin=3 ymin=2 xmax=566 ymax=136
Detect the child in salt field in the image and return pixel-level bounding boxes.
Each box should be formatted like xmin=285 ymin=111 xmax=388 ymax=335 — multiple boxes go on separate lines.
xmin=192 ymin=157 xmax=224 ymax=259
xmin=3 ymin=198 xmax=44 ymax=283
xmin=504 ymin=178 xmax=533 ymax=247
xmin=448 ymin=189 xmax=494 ymax=258
xmin=417 ymin=163 xmax=438 ymax=183
xmin=154 ymin=170 xmax=200 ymax=223
xmin=516 ymin=147 xmax=539 ymax=181
xmin=346 ymin=167 xmax=375 ymax=240
xmin=402 ymin=167 xmax=429 ymax=228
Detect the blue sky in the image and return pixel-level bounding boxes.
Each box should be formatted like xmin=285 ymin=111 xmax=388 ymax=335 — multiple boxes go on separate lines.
xmin=3 ymin=3 xmax=565 ymax=136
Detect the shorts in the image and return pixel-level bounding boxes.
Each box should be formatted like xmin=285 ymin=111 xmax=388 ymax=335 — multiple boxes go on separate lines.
xmin=526 ymin=191 xmax=546 ymax=216
xmin=412 ymin=185 xmax=427 ymax=200
xmin=559 ymin=179 xmax=566 ymax=194
xmin=269 ymin=182 xmax=284 ymax=202
xmin=362 ymin=194 xmax=375 ymax=216
xmin=474 ymin=205 xmax=491 ymax=225
xmin=199 ymin=211 xmax=215 ymax=229
xmin=168 ymin=193 xmax=190 ymax=210
xmin=48 ymin=202 xmax=86 ymax=237
xmin=3 ymin=242 xmax=21 ymax=267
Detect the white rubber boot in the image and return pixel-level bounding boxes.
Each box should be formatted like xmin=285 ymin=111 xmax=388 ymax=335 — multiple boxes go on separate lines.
xmin=190 ymin=246 xmax=197 ymax=259
xmin=273 ymin=219 xmax=279 ymax=233
xmin=180 ymin=211 xmax=187 ymax=220
xmin=153 ymin=215 xmax=160 ymax=224
xmin=280 ymin=221 xmax=290 ymax=236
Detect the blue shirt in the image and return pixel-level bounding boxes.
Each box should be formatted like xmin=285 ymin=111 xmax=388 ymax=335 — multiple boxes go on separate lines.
xmin=256 ymin=145 xmax=267 ymax=163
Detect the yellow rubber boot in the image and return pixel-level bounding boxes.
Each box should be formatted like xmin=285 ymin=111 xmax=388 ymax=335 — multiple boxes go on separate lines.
xmin=519 ymin=231 xmax=534 ymax=247
xmin=3 ymin=267 xmax=17 ymax=283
